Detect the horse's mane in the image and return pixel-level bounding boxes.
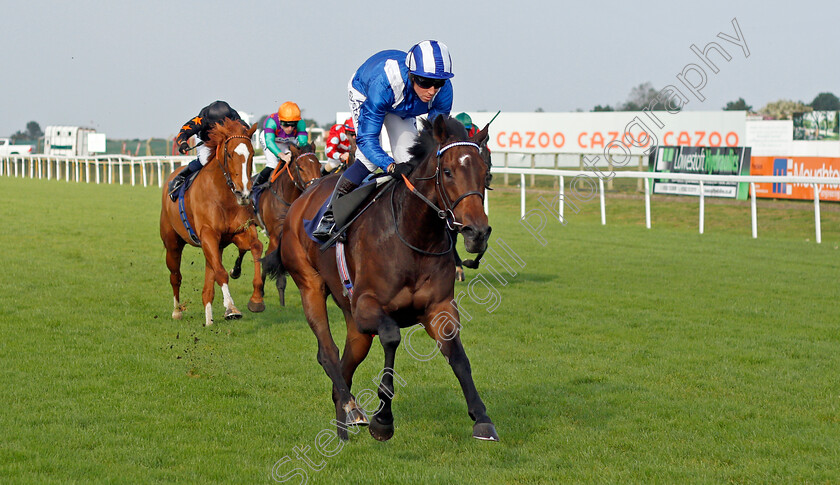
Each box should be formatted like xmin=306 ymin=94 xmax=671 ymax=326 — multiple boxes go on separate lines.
xmin=206 ymin=118 xmax=249 ymax=151
xmin=297 ymin=141 xmax=316 ymax=154
xmin=407 ymin=116 xmax=468 ymax=167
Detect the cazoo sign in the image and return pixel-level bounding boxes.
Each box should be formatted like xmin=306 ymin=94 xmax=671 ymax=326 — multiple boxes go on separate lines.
xmin=465 ymin=111 xmax=746 ymax=155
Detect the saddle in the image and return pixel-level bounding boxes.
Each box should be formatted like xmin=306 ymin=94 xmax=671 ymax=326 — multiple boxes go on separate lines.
xmin=250 ymin=163 xmax=288 ymax=214
xmin=303 ymin=175 xmax=395 ymax=250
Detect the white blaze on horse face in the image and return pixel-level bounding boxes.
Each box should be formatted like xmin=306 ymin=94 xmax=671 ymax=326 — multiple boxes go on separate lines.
xmin=458 ymin=154 xmax=470 ymax=167
xmin=234 ymin=144 xmax=251 ymax=190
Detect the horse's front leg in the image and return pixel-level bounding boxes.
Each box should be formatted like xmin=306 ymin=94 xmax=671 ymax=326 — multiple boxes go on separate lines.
xmin=422 ymin=303 xmax=498 ymax=441
xmin=339 ymin=308 xmax=373 ymax=427
xmin=355 ymin=294 xmax=402 ymax=442
xmin=232 ymin=229 xmax=265 ymax=313
xmin=200 ymin=232 xmax=240 ymax=326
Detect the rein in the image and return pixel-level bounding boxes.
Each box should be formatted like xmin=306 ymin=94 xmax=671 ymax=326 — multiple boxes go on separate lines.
xmin=268 ymin=152 xmax=319 ymax=205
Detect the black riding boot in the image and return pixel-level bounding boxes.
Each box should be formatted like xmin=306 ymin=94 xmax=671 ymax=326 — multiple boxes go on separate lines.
xmin=253 ymin=166 xmax=274 ymax=187
xmin=312 ymin=175 xmax=359 ymax=240
xmin=169 ymin=158 xmax=202 ymax=201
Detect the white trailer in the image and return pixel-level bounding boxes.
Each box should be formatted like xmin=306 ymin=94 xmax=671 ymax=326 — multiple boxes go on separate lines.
xmin=44 ymin=126 xmax=102 ymax=156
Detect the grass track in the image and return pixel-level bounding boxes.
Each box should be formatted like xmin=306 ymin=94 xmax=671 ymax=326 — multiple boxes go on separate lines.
xmin=0 ymin=176 xmax=839 ymax=483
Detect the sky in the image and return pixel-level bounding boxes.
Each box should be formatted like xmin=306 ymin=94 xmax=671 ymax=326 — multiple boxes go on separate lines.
xmin=2 ymin=0 xmax=838 ymax=139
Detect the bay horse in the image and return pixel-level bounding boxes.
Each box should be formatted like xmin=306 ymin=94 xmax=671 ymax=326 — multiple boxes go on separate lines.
xmin=256 ymin=143 xmax=322 ymax=306
xmin=280 ymin=115 xmax=498 ymax=442
xmin=160 ymin=119 xmax=264 ymax=327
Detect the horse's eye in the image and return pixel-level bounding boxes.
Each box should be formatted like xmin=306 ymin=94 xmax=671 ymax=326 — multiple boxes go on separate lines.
xmin=443 ymin=168 xmax=452 ymax=178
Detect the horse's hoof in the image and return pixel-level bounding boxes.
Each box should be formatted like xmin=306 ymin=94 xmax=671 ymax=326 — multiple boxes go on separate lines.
xmin=346 ymin=407 xmax=369 ymax=427
xmin=204 ymin=319 xmax=214 ymax=327
xmin=224 ymin=308 xmax=242 ymax=320
xmin=247 ymin=300 xmax=265 ymax=313
xmin=369 ymin=418 xmax=394 ymax=441
xmin=455 ymin=267 xmax=465 ymax=282
xmin=172 ymin=310 xmax=183 ymax=320
xmin=229 ymin=268 xmax=241 ymax=279
xmin=472 ymin=422 xmax=499 ymax=441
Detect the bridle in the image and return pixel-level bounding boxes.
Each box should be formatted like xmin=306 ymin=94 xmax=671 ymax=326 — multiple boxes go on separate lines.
xmin=268 ymin=151 xmax=320 ymax=205
xmin=392 ymin=140 xmax=486 ymax=256
xmin=403 ymin=141 xmax=485 ymax=231
xmin=216 ymin=135 xmax=252 ymax=196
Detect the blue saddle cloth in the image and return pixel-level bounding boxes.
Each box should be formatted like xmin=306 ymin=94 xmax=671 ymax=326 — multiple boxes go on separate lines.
xmin=177 ymin=170 xmax=202 ymax=245
xmin=303 ymin=200 xmax=332 ymax=245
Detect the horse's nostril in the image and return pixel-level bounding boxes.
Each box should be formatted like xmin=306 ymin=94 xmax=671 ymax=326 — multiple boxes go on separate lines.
xmin=461 ymin=226 xmax=476 ymax=238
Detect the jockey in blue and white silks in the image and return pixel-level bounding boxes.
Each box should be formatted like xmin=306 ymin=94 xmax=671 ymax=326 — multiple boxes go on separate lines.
xmin=312 ymin=40 xmax=454 ymax=241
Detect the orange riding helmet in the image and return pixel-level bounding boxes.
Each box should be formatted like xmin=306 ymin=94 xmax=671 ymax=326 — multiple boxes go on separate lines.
xmin=278 ymin=101 xmax=302 ymax=122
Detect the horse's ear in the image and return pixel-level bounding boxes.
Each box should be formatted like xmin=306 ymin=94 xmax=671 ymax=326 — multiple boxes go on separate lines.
xmin=432 ymin=115 xmax=449 ymax=143
xmin=289 ymin=144 xmax=300 ymax=157
xmin=246 ymin=123 xmax=258 ymax=138
xmin=471 ymin=123 xmax=490 ymax=147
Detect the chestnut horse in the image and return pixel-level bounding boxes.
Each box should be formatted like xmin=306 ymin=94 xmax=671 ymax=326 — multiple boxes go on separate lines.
xmin=281 ymin=115 xmax=498 ymax=442
xmin=160 ymin=119 xmax=264 ymax=327
xmin=257 ymin=143 xmax=322 ymax=306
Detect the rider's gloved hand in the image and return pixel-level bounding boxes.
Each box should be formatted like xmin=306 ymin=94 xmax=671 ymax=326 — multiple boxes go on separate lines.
xmin=388 ymin=162 xmax=413 ymax=178
xmin=178 ymin=141 xmax=190 ymax=155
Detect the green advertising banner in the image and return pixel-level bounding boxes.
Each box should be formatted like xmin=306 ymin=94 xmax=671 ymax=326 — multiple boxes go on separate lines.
xmin=648 ymin=146 xmax=752 ymax=200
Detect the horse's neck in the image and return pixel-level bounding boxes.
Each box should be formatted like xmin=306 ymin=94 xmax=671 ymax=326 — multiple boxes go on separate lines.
xmin=391 ymin=161 xmax=449 ymax=248
xmin=278 ymin=174 xmax=299 ymax=199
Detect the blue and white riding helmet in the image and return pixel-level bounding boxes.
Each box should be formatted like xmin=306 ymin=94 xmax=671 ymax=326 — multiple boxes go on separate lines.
xmin=405 ymin=40 xmax=454 ymax=79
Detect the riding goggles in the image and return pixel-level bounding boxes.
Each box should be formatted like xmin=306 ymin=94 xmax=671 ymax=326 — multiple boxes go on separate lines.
xmin=412 ymin=75 xmax=446 ymax=90
xmin=280 ymin=121 xmax=298 ymax=128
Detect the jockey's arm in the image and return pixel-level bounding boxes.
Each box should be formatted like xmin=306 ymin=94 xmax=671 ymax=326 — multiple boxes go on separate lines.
xmin=262 ymin=117 xmax=284 ymax=158
xmin=176 ymin=115 xmax=203 ymax=145
xmin=295 ymin=120 xmax=308 ymax=146
xmin=356 ymin=97 xmax=395 ymax=170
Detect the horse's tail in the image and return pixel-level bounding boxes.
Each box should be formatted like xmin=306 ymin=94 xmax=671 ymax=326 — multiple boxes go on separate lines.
xmin=262 ymin=245 xmax=284 ymax=281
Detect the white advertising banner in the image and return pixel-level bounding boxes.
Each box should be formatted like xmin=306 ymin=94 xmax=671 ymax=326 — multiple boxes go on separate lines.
xmin=464 ymin=111 xmax=746 ymax=156
xmin=336 ymin=110 xmax=747 ymax=167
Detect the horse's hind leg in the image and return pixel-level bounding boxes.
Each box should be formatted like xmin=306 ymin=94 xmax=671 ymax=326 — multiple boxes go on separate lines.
xmin=233 ymin=228 xmax=265 ymax=313
xmin=262 ymin=234 xmax=286 ymax=307
xmin=229 ymin=249 xmax=246 ymax=279
xmin=163 ymin=231 xmax=186 ymax=320
xmin=422 ymin=303 xmax=498 ymax=441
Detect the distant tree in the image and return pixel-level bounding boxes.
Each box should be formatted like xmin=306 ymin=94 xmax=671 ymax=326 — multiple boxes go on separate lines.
xmin=809 ymin=92 xmax=840 ymax=111
xmin=592 ymin=104 xmax=614 ymax=112
xmin=723 ymin=98 xmax=752 ymax=111
xmin=26 ymin=121 xmax=43 ymax=138
xmin=9 ymin=120 xmax=43 ymax=142
xmin=619 ymin=82 xmax=673 ymax=111
xmin=535 ymin=107 xmax=544 ymax=112
xmin=759 ymin=99 xmax=811 ymax=120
